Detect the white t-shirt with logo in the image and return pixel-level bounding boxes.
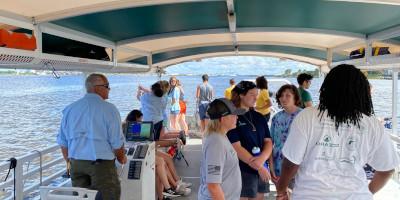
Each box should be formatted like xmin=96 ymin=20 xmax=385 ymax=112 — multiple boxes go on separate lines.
xmin=282 ymin=107 xmax=400 ymax=200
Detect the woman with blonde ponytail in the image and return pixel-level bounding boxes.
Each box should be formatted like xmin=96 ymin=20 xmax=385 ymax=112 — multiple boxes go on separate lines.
xmin=198 ymin=98 xmax=245 ymax=200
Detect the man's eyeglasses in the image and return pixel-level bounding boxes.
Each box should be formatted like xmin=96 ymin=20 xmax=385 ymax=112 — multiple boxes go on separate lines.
xmin=95 ymin=84 xmax=110 ymax=89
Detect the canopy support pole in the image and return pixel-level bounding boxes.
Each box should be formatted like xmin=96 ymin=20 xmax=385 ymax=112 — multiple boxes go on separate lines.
xmin=392 ymin=69 xmax=398 ymax=136
xmin=147 ymin=54 xmax=153 ymax=68
xmin=82 ymin=73 xmax=89 ymax=93
xmin=327 ymin=48 xmax=333 ymax=68
xmin=112 ymin=48 xmax=118 ymax=68
xmin=226 ymin=0 xmax=237 ymax=48
xmin=33 ymin=22 xmax=42 ymax=53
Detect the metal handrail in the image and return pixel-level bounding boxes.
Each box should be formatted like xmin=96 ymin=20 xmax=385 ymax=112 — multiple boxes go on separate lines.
xmin=0 ymin=131 xmax=398 ymax=199
xmin=0 ymin=144 xmax=66 ymax=200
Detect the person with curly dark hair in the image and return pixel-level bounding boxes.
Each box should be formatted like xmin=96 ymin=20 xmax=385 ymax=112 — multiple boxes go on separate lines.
xmin=269 ymin=84 xmax=302 ymax=187
xmin=276 ymin=64 xmax=400 ymax=200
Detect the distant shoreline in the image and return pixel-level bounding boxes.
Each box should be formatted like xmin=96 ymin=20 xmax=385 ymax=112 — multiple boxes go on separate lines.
xmin=0 ymin=71 xmax=388 ymax=79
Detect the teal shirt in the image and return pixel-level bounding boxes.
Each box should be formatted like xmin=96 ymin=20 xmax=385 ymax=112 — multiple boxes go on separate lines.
xmin=298 ymin=87 xmax=312 ymax=108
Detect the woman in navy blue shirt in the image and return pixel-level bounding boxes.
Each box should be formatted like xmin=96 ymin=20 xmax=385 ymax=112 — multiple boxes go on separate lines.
xmin=227 ymin=81 xmax=273 ymax=200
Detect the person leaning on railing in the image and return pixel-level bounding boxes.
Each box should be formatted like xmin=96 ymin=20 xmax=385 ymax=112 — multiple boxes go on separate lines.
xmin=57 ymin=73 xmax=126 ymax=200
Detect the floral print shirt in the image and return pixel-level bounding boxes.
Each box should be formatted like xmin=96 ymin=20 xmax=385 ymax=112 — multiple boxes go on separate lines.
xmin=270 ymin=108 xmax=302 ymax=176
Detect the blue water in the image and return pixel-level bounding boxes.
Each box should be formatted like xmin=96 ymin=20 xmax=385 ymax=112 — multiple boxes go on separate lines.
xmin=0 ymin=75 xmax=397 ymax=160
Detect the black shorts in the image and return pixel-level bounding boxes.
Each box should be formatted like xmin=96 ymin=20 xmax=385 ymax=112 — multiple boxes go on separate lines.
xmin=240 ymin=170 xmax=270 ymax=198
xmin=154 ymin=120 xmax=163 ymax=141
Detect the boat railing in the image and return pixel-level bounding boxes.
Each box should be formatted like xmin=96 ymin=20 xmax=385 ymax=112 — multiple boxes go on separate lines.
xmin=0 ymin=120 xmax=399 ymax=199
xmin=0 ymin=144 xmax=69 ymax=200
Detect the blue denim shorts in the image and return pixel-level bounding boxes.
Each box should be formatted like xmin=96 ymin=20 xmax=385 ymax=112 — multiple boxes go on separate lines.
xmin=198 ymin=102 xmax=210 ymax=120
xmin=170 ymin=110 xmax=180 ymax=115
xmin=240 ymin=170 xmax=270 ymax=198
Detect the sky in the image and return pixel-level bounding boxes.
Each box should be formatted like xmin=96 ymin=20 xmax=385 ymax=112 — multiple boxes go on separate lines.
xmin=0 ymin=56 xmax=318 ymax=76
xmin=166 ymin=56 xmax=317 ymax=76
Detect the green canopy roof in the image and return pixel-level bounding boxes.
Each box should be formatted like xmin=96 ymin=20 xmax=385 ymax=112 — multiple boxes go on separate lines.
xmin=2 ymin=0 xmax=400 ymax=72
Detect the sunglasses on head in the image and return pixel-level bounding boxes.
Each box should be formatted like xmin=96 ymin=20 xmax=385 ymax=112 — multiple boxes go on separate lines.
xmin=236 ymin=81 xmax=256 ymax=92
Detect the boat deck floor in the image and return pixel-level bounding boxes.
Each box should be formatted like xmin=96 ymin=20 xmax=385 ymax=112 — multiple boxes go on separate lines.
xmin=175 ymin=137 xmax=400 ymax=200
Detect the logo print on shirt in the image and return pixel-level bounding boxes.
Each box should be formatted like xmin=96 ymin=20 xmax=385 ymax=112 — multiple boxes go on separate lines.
xmin=323 ymin=135 xmax=331 ymax=142
xmin=208 ymin=165 xmax=221 ymax=175
xmin=237 ymin=120 xmax=247 ymax=126
xmin=316 ymin=135 xmax=339 ymax=147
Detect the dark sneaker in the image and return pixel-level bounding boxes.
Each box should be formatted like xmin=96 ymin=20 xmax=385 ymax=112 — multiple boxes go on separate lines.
xmin=179 ymin=131 xmax=186 ymax=145
xmin=163 ymin=188 xmax=181 ymax=198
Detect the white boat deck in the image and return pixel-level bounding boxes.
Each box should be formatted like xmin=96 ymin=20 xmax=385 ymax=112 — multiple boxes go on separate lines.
xmin=176 ymin=137 xmax=400 ymax=200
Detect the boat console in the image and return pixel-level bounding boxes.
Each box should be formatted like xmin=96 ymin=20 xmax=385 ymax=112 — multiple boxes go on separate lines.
xmin=40 ymin=121 xmax=156 ymax=200
xmin=119 ymin=121 xmax=155 ymax=200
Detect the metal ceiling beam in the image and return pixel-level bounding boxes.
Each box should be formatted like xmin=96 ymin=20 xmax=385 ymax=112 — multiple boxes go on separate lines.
xmin=0 ymin=46 xmax=150 ymax=73
xmin=153 ymin=51 xmax=326 ymax=68
xmin=331 ymin=38 xmax=366 ymax=52
xmin=149 ymin=41 xmax=327 ymax=55
xmin=118 ymin=27 xmax=365 ymax=45
xmin=117 ymin=46 xmax=152 ymax=67
xmin=0 ymin=10 xmax=34 ymax=30
xmin=118 ymin=46 xmax=151 ymax=56
xmin=329 ymin=0 xmax=400 ymax=6
xmin=368 ymin=24 xmax=400 ymax=41
xmin=237 ymin=27 xmax=365 ymax=39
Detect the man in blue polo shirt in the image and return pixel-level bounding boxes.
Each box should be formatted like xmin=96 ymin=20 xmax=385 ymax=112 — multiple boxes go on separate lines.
xmin=57 ymin=73 xmax=126 ymax=200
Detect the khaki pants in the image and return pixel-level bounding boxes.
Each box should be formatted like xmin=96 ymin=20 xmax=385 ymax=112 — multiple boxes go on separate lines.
xmin=70 ymin=159 xmax=120 ymax=200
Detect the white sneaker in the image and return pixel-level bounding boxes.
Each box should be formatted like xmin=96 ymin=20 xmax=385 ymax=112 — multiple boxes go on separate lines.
xmin=189 ymin=131 xmax=202 ymax=138
xmin=176 ymin=187 xmax=191 ymax=196
xmin=177 ymin=179 xmax=192 ymax=188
